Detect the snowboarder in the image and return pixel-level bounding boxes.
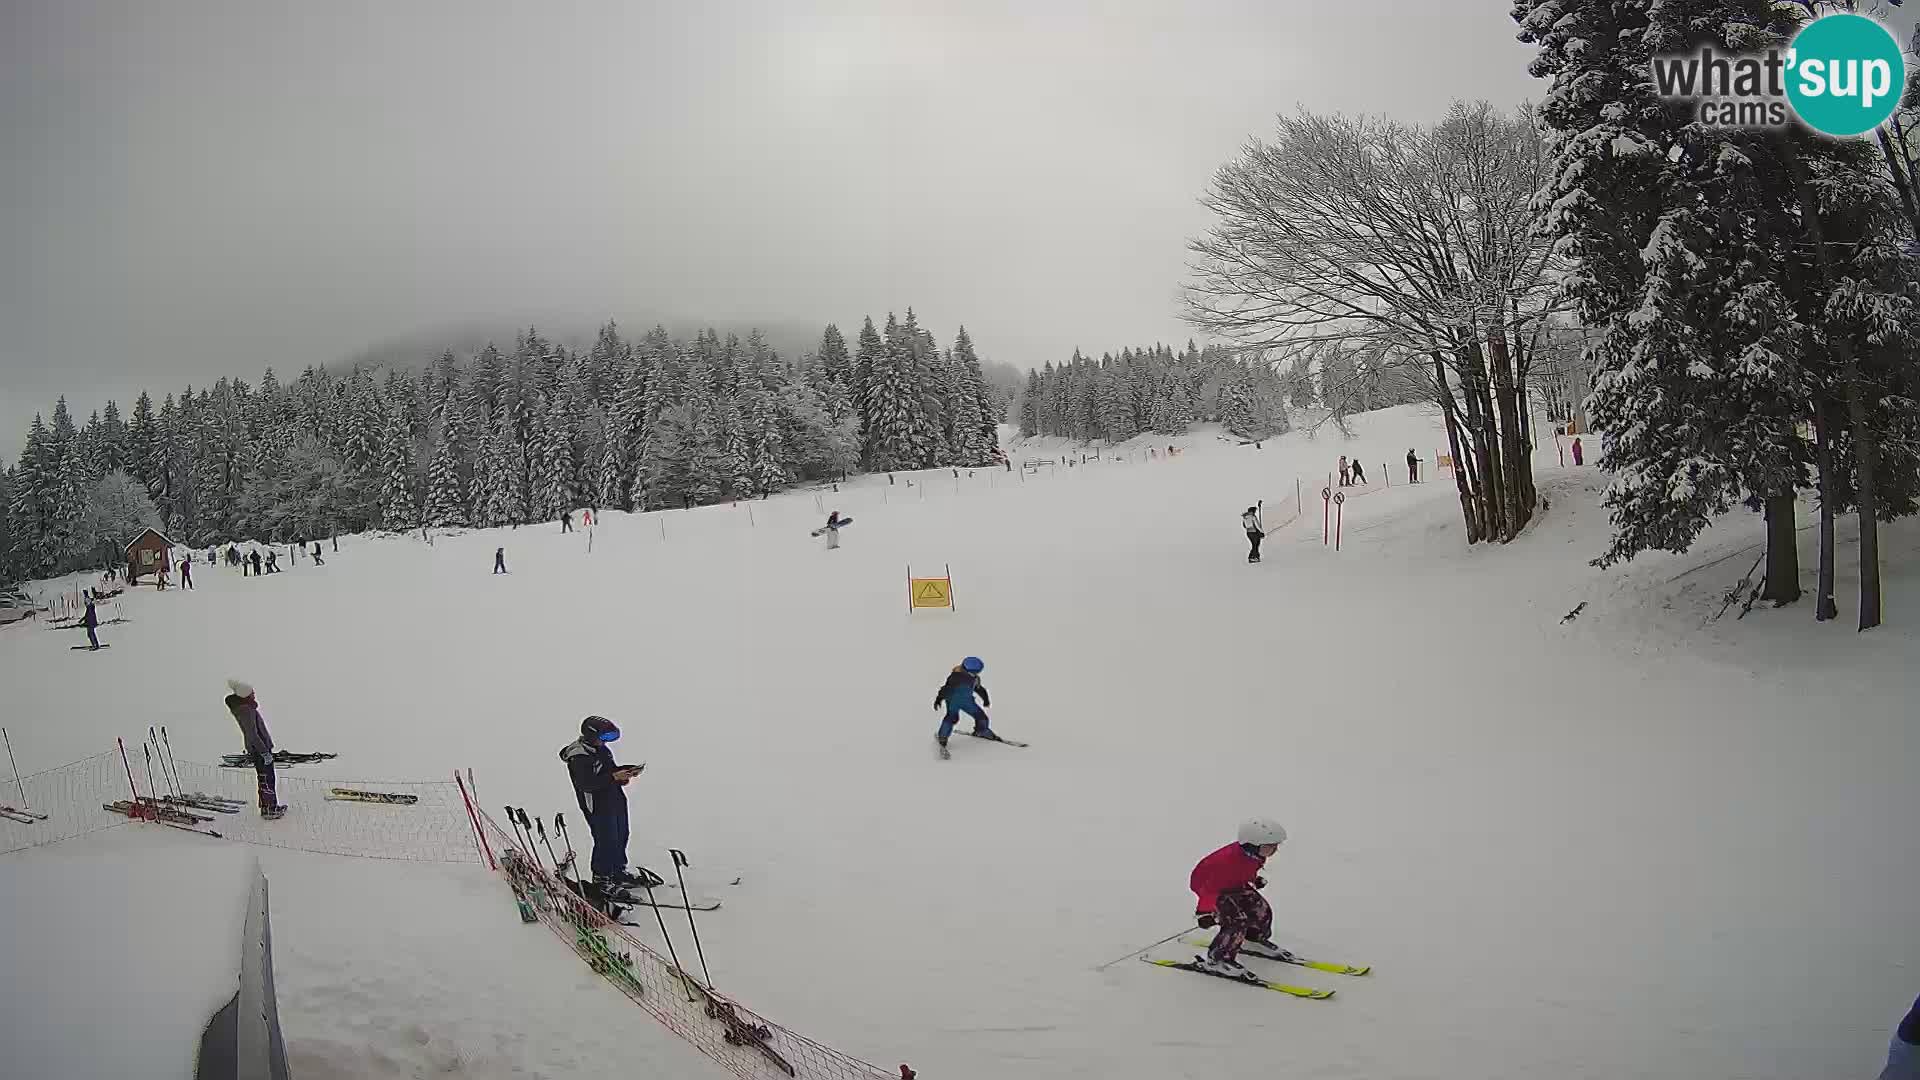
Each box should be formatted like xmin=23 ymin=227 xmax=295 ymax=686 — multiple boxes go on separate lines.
xmin=1882 ymin=994 xmax=1920 ymax=1079
xmin=1189 ymin=819 xmax=1290 ymax=978
xmin=559 ymin=716 xmax=648 ymax=891
xmin=1242 ymin=505 xmax=1265 ymax=563
xmin=224 ymin=679 xmax=285 ymax=819
xmin=249 ymin=549 xmax=263 ymax=576
xmin=82 ymin=594 xmax=101 ymax=649
xmin=932 ymin=657 xmax=998 ymax=750
xmin=824 ymin=511 xmax=846 ymax=550
xmin=312 ymin=543 xmax=324 ymax=565
xmin=179 ymin=555 xmax=194 ymax=590
xmin=493 ymin=547 xmax=507 ymax=574
xmin=562 ymin=511 xmax=574 ymax=534
xmin=1406 ymin=449 xmax=1419 ymax=484
xmin=1350 ymin=459 xmax=1367 ymax=485
xmin=1571 ymin=436 xmax=1584 ymax=466
xmin=1338 ymin=456 xmax=1351 ymax=487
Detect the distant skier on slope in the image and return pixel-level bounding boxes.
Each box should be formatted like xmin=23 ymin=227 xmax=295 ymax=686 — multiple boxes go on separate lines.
xmin=1189 ymin=819 xmax=1291 ymax=979
xmin=493 ymin=547 xmax=507 ymax=574
xmin=1242 ymin=505 xmax=1265 ymax=564
xmin=560 ymin=716 xmax=650 ymax=892
xmin=225 ymin=679 xmax=286 ymax=819
xmin=1350 ymin=459 xmax=1367 ymax=485
xmin=821 ymin=510 xmax=847 ymax=550
xmin=932 ymin=656 xmax=1000 ymax=750
xmin=1406 ymin=449 xmax=1419 ymax=484
xmin=82 ymin=593 xmax=101 ymax=649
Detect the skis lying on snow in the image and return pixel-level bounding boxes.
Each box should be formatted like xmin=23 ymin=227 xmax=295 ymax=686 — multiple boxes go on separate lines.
xmin=0 ymin=805 xmax=47 ymax=823
xmin=69 ymin=644 xmax=112 ymax=650
xmin=220 ymin=750 xmax=337 ymax=767
xmin=325 ymin=787 xmax=417 ymax=805
xmin=1141 ymin=957 xmax=1335 ymax=999
xmin=672 ymin=966 xmax=798 ymax=1077
xmin=157 ymin=794 xmax=242 ymax=815
xmin=1180 ymin=936 xmax=1371 ymax=976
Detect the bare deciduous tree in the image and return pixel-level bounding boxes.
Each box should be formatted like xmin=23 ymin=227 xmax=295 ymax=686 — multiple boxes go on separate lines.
xmin=1185 ymin=102 xmax=1568 ymax=543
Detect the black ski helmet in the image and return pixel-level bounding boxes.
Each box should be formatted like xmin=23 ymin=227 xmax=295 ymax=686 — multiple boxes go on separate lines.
xmin=581 ymin=715 xmax=619 ymax=740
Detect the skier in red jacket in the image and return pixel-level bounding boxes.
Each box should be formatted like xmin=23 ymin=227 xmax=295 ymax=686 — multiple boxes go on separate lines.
xmin=1189 ymin=819 xmax=1290 ymax=978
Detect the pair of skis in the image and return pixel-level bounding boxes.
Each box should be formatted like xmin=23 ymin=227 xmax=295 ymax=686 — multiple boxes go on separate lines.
xmin=936 ymin=730 xmax=1029 ymax=760
xmin=325 ymin=787 xmax=417 ymax=805
xmin=219 ymin=750 xmax=337 ymax=767
xmin=0 ymin=805 xmax=47 ymax=824
xmin=1146 ymin=936 xmax=1373 ymax=1000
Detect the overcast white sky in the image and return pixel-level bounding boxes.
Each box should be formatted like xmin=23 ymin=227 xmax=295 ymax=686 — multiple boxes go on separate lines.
xmin=1 ymin=0 xmax=1541 ymax=442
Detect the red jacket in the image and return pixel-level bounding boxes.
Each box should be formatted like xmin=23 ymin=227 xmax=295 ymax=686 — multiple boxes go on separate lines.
xmin=1190 ymin=842 xmax=1265 ymax=914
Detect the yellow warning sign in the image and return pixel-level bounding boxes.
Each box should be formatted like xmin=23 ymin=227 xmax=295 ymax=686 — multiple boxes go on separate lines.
xmin=911 ymin=578 xmax=952 ymax=609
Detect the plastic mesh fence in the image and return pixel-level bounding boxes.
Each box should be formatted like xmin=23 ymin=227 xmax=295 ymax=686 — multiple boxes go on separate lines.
xmin=0 ymin=750 xmax=131 ymax=855
xmin=167 ymin=758 xmax=475 ymax=862
xmin=474 ymin=809 xmax=900 ymax=1080
xmin=1 ymin=744 xmax=474 ymax=863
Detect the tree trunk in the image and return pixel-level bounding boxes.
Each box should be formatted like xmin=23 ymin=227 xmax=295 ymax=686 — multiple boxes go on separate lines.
xmin=1761 ymin=493 xmax=1801 ymax=605
xmin=1813 ymin=400 xmax=1839 ymax=622
xmin=1485 ymin=323 xmax=1536 ymax=536
xmin=1842 ymin=368 xmax=1883 ymax=630
xmin=1433 ymin=352 xmax=1485 ymax=543
xmin=1788 ymin=148 xmax=1884 ymax=630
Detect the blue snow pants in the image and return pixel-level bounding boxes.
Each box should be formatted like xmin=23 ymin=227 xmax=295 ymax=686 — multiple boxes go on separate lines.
xmin=939 ymin=703 xmax=990 ymax=739
xmin=587 ymin=803 xmax=629 ymax=879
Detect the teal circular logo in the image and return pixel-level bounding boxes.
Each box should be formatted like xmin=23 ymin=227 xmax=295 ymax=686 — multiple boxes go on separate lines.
xmin=1787 ymin=14 xmax=1905 ymax=137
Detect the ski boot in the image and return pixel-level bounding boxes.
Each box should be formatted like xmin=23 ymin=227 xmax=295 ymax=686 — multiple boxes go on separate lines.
xmin=968 ymin=728 xmax=1002 ymax=742
xmin=1192 ymin=954 xmax=1259 ymax=981
xmin=260 ymin=805 xmax=287 ymax=820
xmin=1239 ymin=939 xmax=1297 ymax=963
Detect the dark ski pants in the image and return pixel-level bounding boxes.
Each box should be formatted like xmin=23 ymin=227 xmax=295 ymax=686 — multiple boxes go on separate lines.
xmin=251 ymin=752 xmax=278 ymax=812
xmin=1408 ymin=462 xmax=1418 ymax=484
xmin=587 ymin=804 xmax=630 ymax=879
xmin=493 ymin=557 xmax=506 ymax=574
xmin=86 ymin=626 xmax=99 ymax=648
xmin=1246 ymin=530 xmax=1264 ymax=561
xmin=938 ymin=703 xmax=990 ymax=740
xmin=1207 ymin=887 xmax=1272 ymax=964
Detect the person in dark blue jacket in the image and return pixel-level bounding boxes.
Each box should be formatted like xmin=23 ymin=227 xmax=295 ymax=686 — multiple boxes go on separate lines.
xmin=932 ymin=656 xmax=1000 ymax=749
xmin=559 ymin=716 xmax=647 ymax=890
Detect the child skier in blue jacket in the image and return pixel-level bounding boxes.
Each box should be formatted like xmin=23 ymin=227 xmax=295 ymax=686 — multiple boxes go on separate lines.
xmin=932 ymin=656 xmax=1000 ymax=748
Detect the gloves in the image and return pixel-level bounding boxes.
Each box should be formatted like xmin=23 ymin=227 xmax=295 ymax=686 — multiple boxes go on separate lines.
xmin=1253 ymin=875 xmax=1266 ymax=889
xmin=1196 ymin=912 xmax=1216 ymax=929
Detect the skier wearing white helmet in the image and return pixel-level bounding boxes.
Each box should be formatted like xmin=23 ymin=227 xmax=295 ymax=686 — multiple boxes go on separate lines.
xmin=1187 ymin=818 xmax=1290 ymax=978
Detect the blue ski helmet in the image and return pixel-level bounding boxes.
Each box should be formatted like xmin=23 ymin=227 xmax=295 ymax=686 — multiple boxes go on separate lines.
xmin=582 ymin=715 xmax=620 ymax=742
xmin=961 ymin=656 xmax=984 ymax=673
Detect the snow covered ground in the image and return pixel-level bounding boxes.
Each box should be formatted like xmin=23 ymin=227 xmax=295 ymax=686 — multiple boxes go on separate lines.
xmin=2 ymin=404 xmax=1916 ymax=1079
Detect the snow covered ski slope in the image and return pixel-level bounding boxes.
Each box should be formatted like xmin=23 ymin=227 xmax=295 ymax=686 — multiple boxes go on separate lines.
xmin=2 ymin=405 xmax=1916 ymax=1079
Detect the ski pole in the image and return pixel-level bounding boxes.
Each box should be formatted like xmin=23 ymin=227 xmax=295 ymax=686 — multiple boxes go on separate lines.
xmin=2 ymin=727 xmax=28 ymax=810
xmin=160 ymin=726 xmax=187 ymax=798
xmin=553 ymin=813 xmax=582 ymax=885
xmin=669 ymin=848 xmax=714 ymax=988
xmin=635 ymin=870 xmax=698 ymax=1002
xmin=503 ymin=806 xmax=534 ymax=862
xmin=1092 ymin=924 xmax=1200 ymax=971
xmin=531 ymin=813 xmax=566 ymax=881
xmin=150 ymin=726 xmax=178 ymax=795
xmin=142 ymin=743 xmax=160 ymax=805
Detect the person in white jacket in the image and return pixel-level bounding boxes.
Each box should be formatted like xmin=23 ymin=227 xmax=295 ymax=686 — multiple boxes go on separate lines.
xmin=1241 ymin=506 xmax=1265 ymax=564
